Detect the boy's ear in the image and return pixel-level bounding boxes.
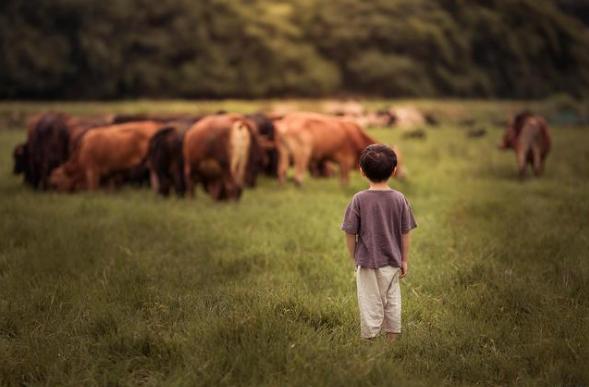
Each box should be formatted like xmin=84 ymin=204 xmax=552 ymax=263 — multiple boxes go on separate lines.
xmin=360 ymin=166 xmax=366 ymax=177
xmin=392 ymin=166 xmax=397 ymax=177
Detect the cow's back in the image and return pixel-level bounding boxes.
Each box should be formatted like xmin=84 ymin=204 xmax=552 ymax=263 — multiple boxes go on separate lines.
xmin=77 ymin=121 xmax=160 ymax=171
xmin=518 ymin=117 xmax=550 ymax=154
xmin=184 ymin=115 xmax=232 ymax=169
xmin=278 ymin=112 xmax=351 ymax=158
xmin=341 ymin=120 xmax=377 ymax=152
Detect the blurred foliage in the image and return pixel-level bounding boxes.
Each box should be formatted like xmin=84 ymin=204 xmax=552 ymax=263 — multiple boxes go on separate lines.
xmin=1 ymin=0 xmax=589 ymax=99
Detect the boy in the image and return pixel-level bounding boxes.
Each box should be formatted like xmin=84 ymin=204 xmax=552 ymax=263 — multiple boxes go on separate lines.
xmin=341 ymin=144 xmax=417 ymax=341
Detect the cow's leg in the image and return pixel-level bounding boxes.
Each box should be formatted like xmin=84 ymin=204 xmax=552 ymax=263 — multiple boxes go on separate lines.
xmin=160 ymin=175 xmax=172 ymax=196
xmin=86 ymin=169 xmax=100 ymax=190
xmin=335 ymin=154 xmax=354 ymax=186
xmin=516 ymin=146 xmax=527 ymax=179
xmin=293 ymin=147 xmax=311 ymax=186
xmin=225 ymin=179 xmax=242 ymax=201
xmin=184 ymin=163 xmax=195 ymax=198
xmin=532 ymin=143 xmax=544 ymax=176
xmin=340 ymin=161 xmax=351 ymax=186
xmin=207 ymin=180 xmax=223 ymax=200
xmin=150 ymin=170 xmax=160 ymax=194
xmin=172 ymin=163 xmax=185 ymax=197
xmin=277 ymin=144 xmax=290 ymax=185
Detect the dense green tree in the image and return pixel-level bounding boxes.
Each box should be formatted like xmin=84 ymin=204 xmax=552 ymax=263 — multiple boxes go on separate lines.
xmin=0 ymin=0 xmax=588 ymax=98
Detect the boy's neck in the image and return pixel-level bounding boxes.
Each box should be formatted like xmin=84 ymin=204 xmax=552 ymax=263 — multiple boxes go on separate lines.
xmin=368 ymin=180 xmax=391 ymax=190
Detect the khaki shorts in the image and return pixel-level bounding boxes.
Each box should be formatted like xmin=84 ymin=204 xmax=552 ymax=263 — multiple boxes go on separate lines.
xmin=356 ymin=265 xmax=401 ymax=338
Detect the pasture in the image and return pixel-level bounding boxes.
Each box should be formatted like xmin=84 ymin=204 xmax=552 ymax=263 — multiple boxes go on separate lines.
xmin=0 ymin=100 xmax=588 ymax=386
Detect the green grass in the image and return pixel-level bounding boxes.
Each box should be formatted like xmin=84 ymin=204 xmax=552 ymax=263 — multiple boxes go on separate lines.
xmin=0 ymin=101 xmax=588 ymax=386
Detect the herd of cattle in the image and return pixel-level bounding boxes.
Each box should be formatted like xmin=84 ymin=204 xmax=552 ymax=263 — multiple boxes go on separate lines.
xmin=11 ymin=109 xmax=551 ymax=201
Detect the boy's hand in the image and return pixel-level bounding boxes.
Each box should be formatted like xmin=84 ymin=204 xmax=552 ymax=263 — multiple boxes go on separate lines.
xmin=400 ymin=261 xmax=408 ymax=278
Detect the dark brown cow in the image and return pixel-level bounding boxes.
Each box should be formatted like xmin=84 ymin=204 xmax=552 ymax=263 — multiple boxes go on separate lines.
xmin=242 ymin=113 xmax=275 ymax=187
xmin=25 ymin=112 xmax=71 ymax=190
xmin=49 ymin=121 xmax=161 ymax=191
xmin=146 ymin=116 xmax=208 ymax=197
xmin=147 ymin=127 xmax=186 ymax=197
xmin=500 ymin=111 xmax=551 ymax=178
xmin=275 ymin=112 xmax=379 ymax=185
xmin=183 ymin=114 xmax=257 ymax=201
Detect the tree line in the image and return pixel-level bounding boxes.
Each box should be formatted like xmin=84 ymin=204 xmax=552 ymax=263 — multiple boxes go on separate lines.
xmin=1 ymin=0 xmax=588 ymax=99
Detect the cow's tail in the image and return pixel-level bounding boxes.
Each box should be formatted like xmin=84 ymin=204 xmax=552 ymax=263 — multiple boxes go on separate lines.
xmin=228 ymin=120 xmax=251 ymax=186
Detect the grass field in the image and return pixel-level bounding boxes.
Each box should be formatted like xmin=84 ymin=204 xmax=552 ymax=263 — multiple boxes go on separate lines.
xmin=0 ymin=101 xmax=588 ymax=386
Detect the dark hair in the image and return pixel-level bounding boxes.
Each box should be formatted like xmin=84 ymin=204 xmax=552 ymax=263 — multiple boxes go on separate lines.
xmin=359 ymin=144 xmax=397 ymax=182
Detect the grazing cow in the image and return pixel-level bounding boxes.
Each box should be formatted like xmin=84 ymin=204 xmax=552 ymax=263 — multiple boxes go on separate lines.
xmin=274 ymin=112 xmax=378 ymax=185
xmin=183 ymin=114 xmax=257 ymax=201
xmin=145 ymin=116 xmax=207 ymax=197
xmin=49 ymin=121 xmax=161 ymax=191
xmin=26 ymin=112 xmax=71 ymax=189
xmin=500 ymin=111 xmax=551 ymax=178
xmin=147 ymin=126 xmax=186 ymax=197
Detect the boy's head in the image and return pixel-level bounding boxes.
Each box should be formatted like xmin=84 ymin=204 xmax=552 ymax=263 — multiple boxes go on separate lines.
xmin=359 ymin=144 xmax=397 ymax=182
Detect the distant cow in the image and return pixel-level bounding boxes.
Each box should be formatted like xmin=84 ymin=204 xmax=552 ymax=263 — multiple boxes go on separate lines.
xmin=500 ymin=111 xmax=551 ymax=178
xmin=49 ymin=121 xmax=161 ymax=191
xmin=183 ymin=114 xmax=257 ymax=201
xmin=274 ymin=112 xmax=378 ymax=185
xmin=147 ymin=126 xmax=186 ymax=197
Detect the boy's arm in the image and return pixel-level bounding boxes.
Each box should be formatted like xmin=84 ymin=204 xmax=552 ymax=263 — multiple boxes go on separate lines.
xmin=345 ymin=233 xmax=357 ymax=263
xmin=401 ymin=231 xmax=411 ymax=278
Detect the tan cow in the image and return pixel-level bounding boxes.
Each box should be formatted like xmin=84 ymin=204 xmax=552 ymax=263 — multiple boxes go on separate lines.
xmin=274 ymin=112 xmax=381 ymax=185
xmin=49 ymin=121 xmax=161 ymax=191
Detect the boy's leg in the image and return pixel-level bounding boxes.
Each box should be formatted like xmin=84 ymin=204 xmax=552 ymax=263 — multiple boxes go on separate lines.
xmin=380 ymin=266 xmax=402 ymax=336
xmin=356 ymin=266 xmax=385 ymax=339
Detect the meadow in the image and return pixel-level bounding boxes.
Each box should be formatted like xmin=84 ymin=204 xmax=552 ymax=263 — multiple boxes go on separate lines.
xmin=0 ymin=100 xmax=588 ymax=386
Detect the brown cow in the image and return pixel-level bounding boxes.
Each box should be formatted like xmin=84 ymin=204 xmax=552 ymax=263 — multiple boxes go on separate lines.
xmin=274 ymin=112 xmax=379 ymax=185
xmin=49 ymin=121 xmax=161 ymax=192
xmin=500 ymin=111 xmax=551 ymax=178
xmin=183 ymin=114 xmax=257 ymax=201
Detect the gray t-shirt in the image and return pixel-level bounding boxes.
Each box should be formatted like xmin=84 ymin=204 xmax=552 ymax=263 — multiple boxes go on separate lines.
xmin=341 ymin=189 xmax=417 ymax=268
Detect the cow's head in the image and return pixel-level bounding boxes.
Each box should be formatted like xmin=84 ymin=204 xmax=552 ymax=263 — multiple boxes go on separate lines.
xmin=48 ymin=164 xmax=81 ymax=192
xmin=13 ymin=143 xmax=28 ymax=175
xmin=500 ymin=125 xmax=515 ymax=150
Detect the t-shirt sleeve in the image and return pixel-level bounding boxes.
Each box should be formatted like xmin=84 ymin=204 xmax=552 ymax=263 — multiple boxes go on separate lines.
xmin=341 ymin=196 xmax=360 ymax=234
xmin=401 ymin=196 xmax=417 ymax=234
